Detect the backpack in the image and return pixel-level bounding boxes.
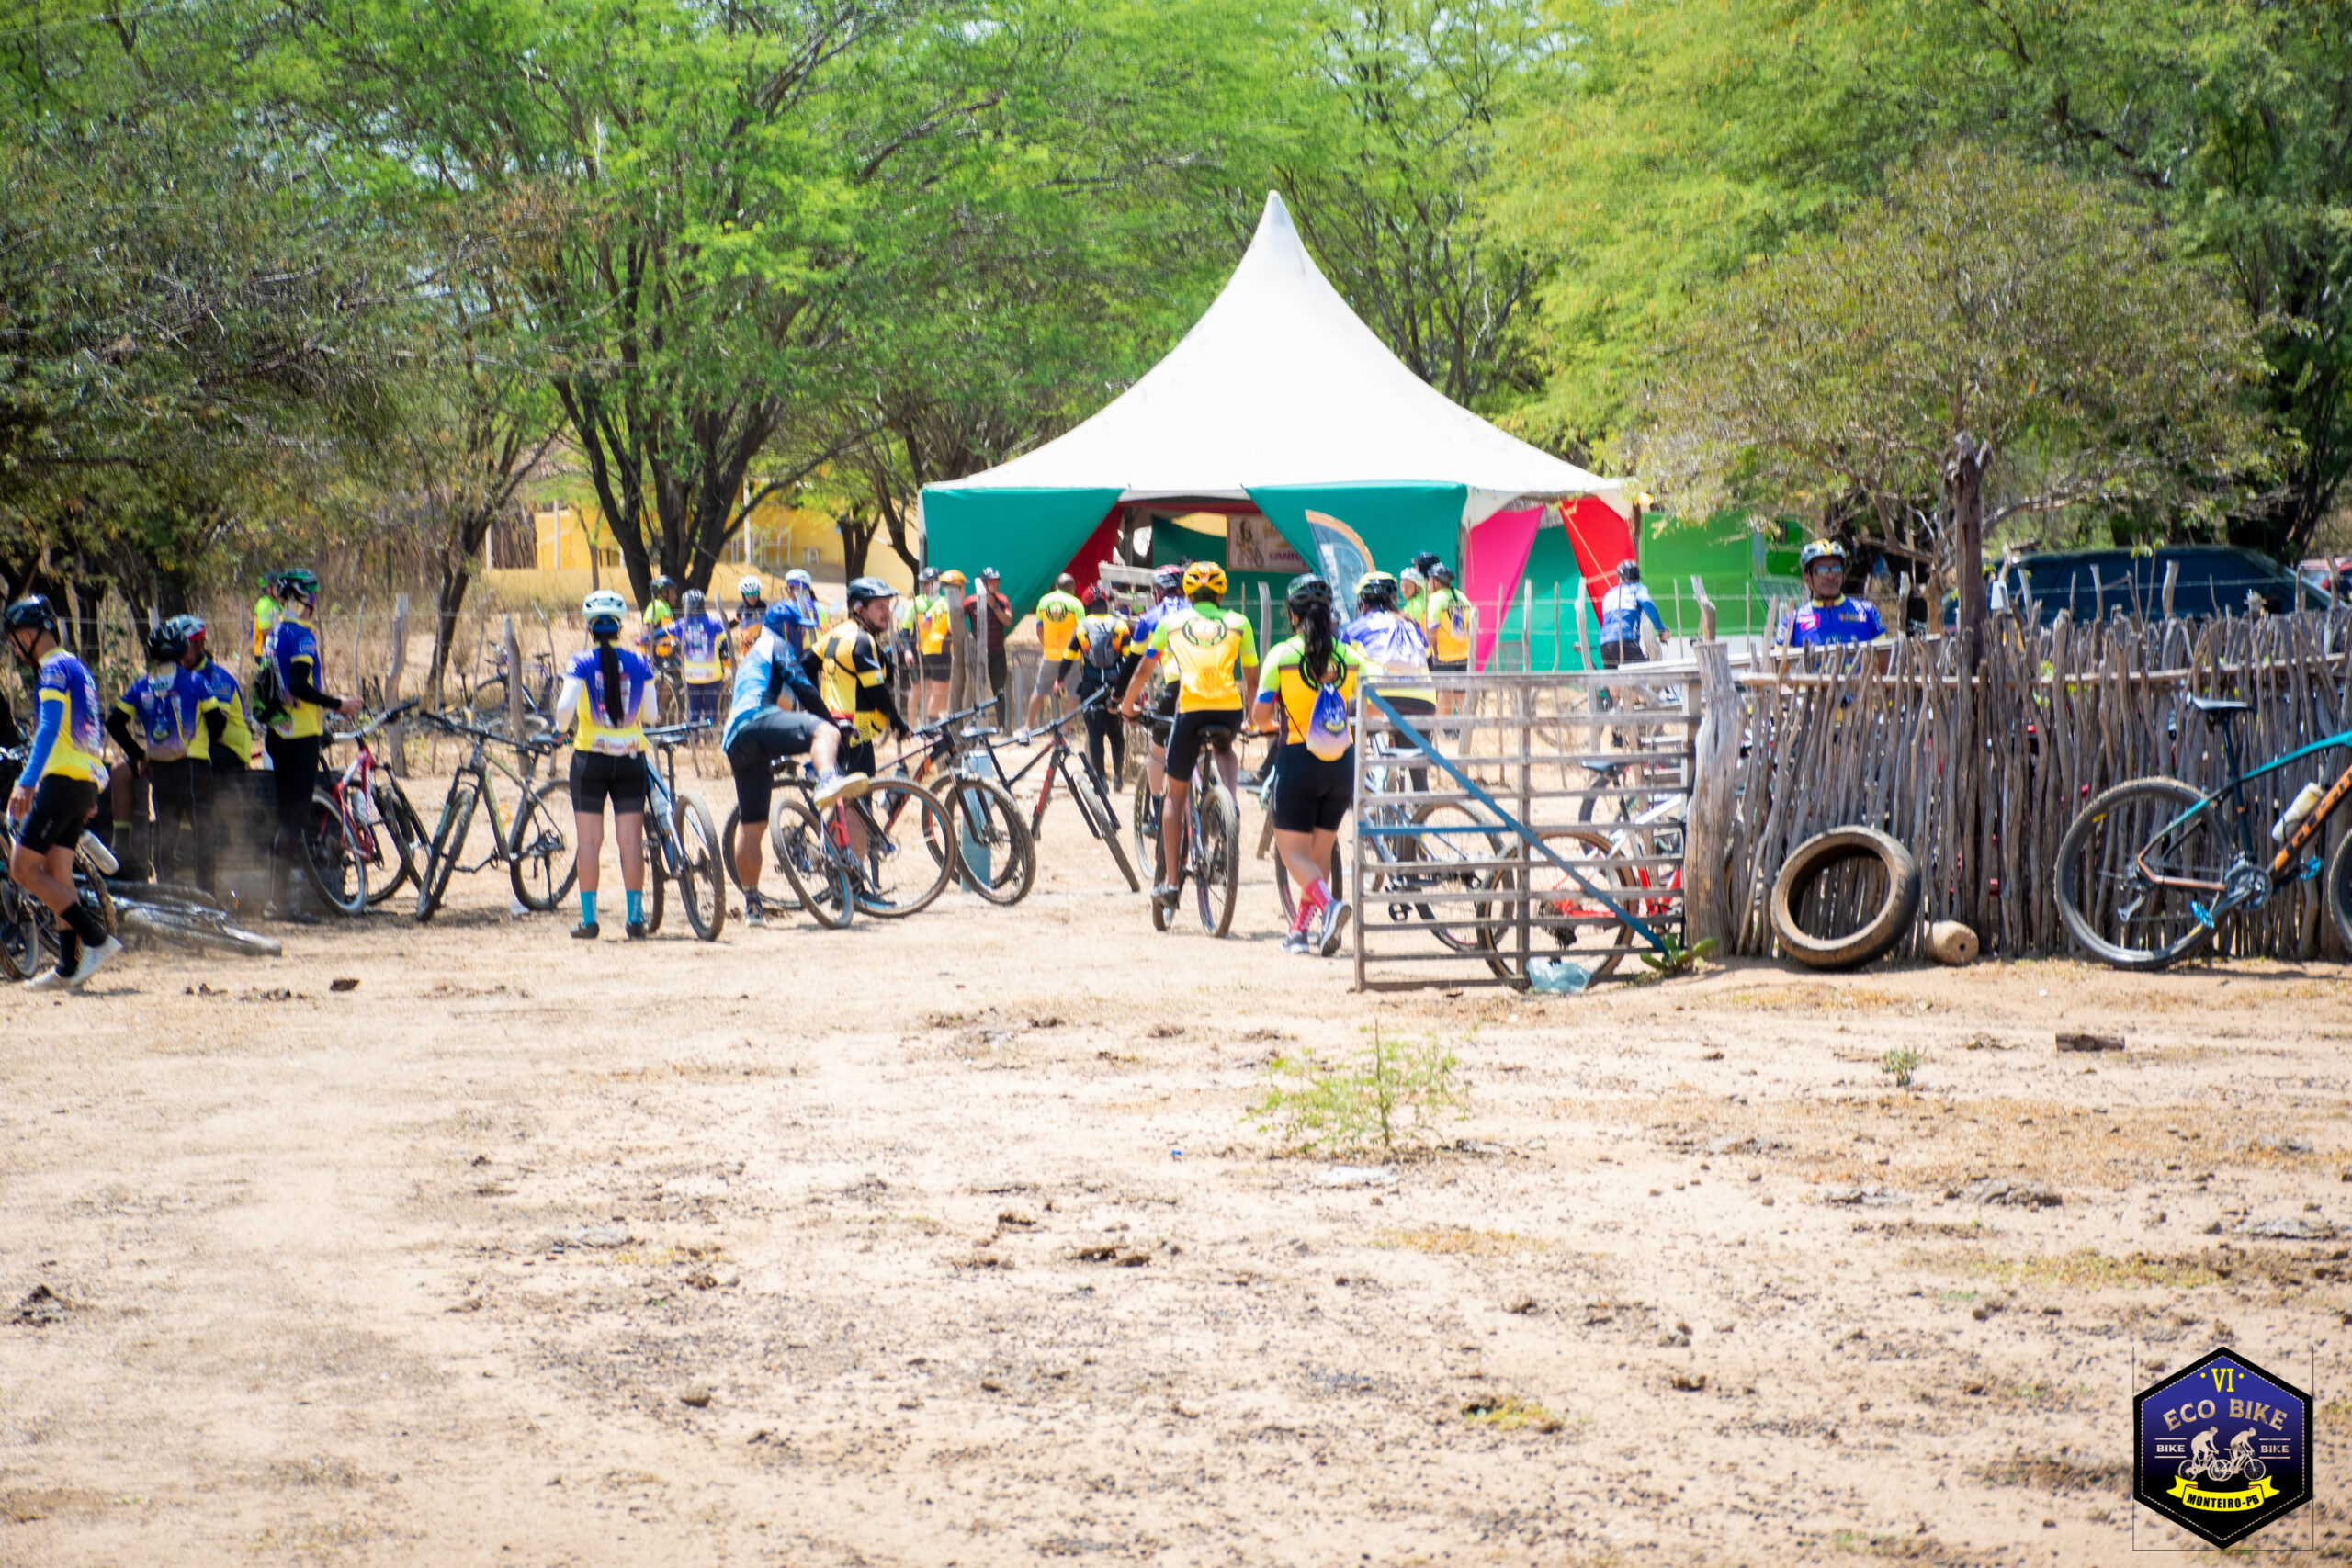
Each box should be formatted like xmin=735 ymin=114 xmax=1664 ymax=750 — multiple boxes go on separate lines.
xmin=250 ymin=656 xmax=286 ymax=728
xmin=1305 ymin=658 xmax=1352 ymax=761
xmin=1083 ymin=616 xmax=1124 ymax=670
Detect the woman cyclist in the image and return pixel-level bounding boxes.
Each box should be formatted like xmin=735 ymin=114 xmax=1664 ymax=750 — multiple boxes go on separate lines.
xmin=554 ymin=589 xmax=660 ymax=940
xmin=1250 ymin=574 xmax=1362 ymax=956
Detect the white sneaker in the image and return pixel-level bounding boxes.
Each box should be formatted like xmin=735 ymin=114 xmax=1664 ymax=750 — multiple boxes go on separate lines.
xmin=23 ymin=964 xmax=70 ymax=992
xmin=742 ymin=892 xmax=765 ymax=929
xmin=66 ymin=935 xmax=123 ymax=990
xmin=1317 ymin=899 xmax=1352 ymax=957
xmin=812 ymin=772 xmax=868 ymax=811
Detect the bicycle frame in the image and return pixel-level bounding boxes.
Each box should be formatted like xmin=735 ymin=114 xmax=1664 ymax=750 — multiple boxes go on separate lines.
xmin=424 ymin=716 xmax=552 ymax=875
xmin=2138 ymin=724 xmax=2352 ymax=900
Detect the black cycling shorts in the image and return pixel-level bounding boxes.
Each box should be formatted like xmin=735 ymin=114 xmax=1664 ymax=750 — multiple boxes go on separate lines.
xmin=919 ymin=653 xmax=951 ymax=682
xmin=841 ymin=739 xmax=876 ymax=779
xmin=570 ymin=750 xmax=649 ymax=816
xmin=726 ymin=709 xmax=826 ymax=823
xmin=1148 ymin=685 xmax=1179 ymax=747
xmin=1430 ymin=657 xmax=1468 ymax=674
xmin=18 ymin=774 xmax=97 ymax=853
xmin=1272 ymin=742 xmax=1354 ymax=833
xmin=1164 ymin=707 xmax=1245 ymax=785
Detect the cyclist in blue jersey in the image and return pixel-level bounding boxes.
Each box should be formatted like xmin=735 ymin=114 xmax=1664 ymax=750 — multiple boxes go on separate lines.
xmin=673 ymin=589 xmax=734 ymax=727
xmin=1598 ymin=560 xmax=1667 ymax=668
xmin=263 ymin=569 xmax=361 ymax=922
xmin=1782 ymin=541 xmax=1887 ymax=649
xmin=554 ymin=589 xmax=660 ymax=939
xmin=6 ymin=596 xmax=122 ymax=989
xmin=107 ymin=622 xmax=219 ymax=887
xmin=723 ymin=602 xmax=859 ymax=926
xmin=1114 ymin=563 xmax=1189 ymax=836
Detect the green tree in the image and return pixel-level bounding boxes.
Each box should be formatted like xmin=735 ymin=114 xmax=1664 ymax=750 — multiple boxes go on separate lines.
xmin=1643 ymin=147 xmax=2267 ymax=635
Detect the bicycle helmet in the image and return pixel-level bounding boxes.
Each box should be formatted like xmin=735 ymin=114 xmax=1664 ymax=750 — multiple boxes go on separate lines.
xmin=845 ymin=575 xmax=897 ymax=609
xmin=650 ymin=573 xmax=677 ymax=597
xmin=978 ymin=566 xmax=1001 ymax=581
xmin=1429 ymin=562 xmax=1455 ymax=586
xmin=1410 ymin=550 xmax=1442 ymax=575
xmin=738 ymin=574 xmax=765 ymax=603
xmin=679 ymin=588 xmax=703 ymax=615
xmin=167 ymin=612 xmax=208 ymax=653
xmin=1285 ymin=573 xmax=1331 ymax=613
xmin=5 ymin=595 xmax=59 ymax=639
xmin=938 ymin=569 xmax=967 ymax=588
xmin=1182 ymin=561 xmax=1227 ymax=599
xmin=1799 ymin=540 xmax=1849 ymax=574
xmin=918 ymin=566 xmax=939 ymax=585
xmin=271 ymin=568 xmax=321 ymax=604
xmin=145 ymin=622 xmax=187 ymax=664
xmin=785 ymin=568 xmax=813 ymax=590
xmin=1152 ymin=563 xmax=1185 ymax=597
xmin=1355 ymin=570 xmax=1399 ymax=611
xmin=1616 ymin=559 xmax=1641 ymax=583
xmin=582 ymin=587 xmax=628 ymax=638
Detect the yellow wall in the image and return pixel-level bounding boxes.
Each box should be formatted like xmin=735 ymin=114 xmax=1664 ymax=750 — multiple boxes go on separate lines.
xmin=526 ymin=497 xmax=917 ymax=582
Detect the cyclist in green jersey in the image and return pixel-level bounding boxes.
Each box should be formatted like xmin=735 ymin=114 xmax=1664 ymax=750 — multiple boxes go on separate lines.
xmin=1120 ymin=561 xmax=1256 ymax=919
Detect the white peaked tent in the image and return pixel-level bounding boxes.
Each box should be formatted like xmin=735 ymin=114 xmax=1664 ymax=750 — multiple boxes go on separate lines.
xmin=922 ymin=191 xmax=1626 ymax=610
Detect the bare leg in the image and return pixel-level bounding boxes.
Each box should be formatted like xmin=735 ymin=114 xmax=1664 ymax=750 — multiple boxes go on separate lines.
xmin=1273 ymin=827 xmax=1325 ymax=897
xmin=10 ymin=840 xmax=80 ymax=917
xmin=1160 ymin=776 xmax=1191 ymax=889
xmin=574 ymin=813 xmax=605 ymax=892
xmin=616 ymin=811 xmax=645 ymax=891
xmin=735 ymin=820 xmax=763 ymax=892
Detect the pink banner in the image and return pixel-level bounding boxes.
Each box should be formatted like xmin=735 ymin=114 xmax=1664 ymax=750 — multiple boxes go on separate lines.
xmin=1465 ymin=504 xmax=1544 ymax=671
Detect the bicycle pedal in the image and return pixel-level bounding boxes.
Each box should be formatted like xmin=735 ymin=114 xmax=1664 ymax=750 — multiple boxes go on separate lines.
xmin=2303 ymin=855 xmax=2325 ymax=883
xmin=2190 ymin=900 xmax=2217 ymax=930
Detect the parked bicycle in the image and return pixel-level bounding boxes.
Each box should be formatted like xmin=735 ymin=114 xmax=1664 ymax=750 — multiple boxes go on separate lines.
xmin=767 ymin=762 xmax=953 ymax=931
xmin=636 ymin=722 xmax=727 ymax=940
xmin=2056 ymin=695 xmax=2352 ymax=967
xmin=884 ymin=700 xmax=1036 ymax=905
xmin=412 ymin=711 xmax=571 ymax=921
xmin=306 ymin=701 xmax=432 ymax=914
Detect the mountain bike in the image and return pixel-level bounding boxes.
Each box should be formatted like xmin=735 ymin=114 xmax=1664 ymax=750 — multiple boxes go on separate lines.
xmin=2056 ymin=696 xmax=2352 ymax=968
xmin=1017 ymin=686 xmax=1137 ymax=891
xmin=411 ymin=712 xmax=569 ymax=921
xmin=111 ymin=878 xmax=279 ymax=958
xmin=886 ymin=700 xmax=1037 ymax=905
xmin=308 ymin=701 xmax=430 ymax=914
xmin=1145 ymin=723 xmax=1241 ymax=937
xmin=0 ymin=789 xmax=119 ymax=980
xmin=637 ymin=722 xmax=726 ymax=940
xmin=768 ymin=763 xmax=953 ymax=931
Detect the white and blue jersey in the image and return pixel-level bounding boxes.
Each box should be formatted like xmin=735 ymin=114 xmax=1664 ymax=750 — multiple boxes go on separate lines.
xmin=724 ymin=628 xmax=822 ymax=750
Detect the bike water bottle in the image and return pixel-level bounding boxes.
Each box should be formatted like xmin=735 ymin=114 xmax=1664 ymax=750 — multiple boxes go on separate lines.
xmin=2272 ymin=781 xmax=2324 ymax=842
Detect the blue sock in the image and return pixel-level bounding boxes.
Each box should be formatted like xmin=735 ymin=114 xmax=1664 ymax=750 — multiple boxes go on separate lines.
xmin=580 ymin=889 xmax=596 ymax=926
xmin=626 ymin=889 xmax=644 ymax=924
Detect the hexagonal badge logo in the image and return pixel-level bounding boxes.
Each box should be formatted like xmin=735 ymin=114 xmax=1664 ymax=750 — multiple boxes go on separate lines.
xmin=2134 ymin=1348 xmax=2310 ymax=1547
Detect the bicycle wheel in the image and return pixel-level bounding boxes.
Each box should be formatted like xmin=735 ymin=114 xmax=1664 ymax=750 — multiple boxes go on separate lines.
xmin=1131 ymin=766 xmax=1157 ymax=886
xmin=945 ymin=776 xmax=1035 ymax=906
xmin=2328 ymin=828 xmax=2352 ymax=959
xmin=1483 ymin=828 xmax=1641 ymax=985
xmin=305 ymin=792 xmax=370 ymax=916
xmin=360 ymin=779 xmax=421 ymax=905
xmin=847 ymin=779 xmax=953 ymax=917
xmin=1074 ymin=764 xmax=1140 ymax=892
xmin=643 ymin=822 xmax=668 ymax=935
xmin=721 ymin=804 xmax=743 ymax=890
xmin=0 ymin=878 xmax=43 ymax=978
xmin=413 ymin=782 xmax=477 ymax=923
xmin=672 ymin=791 xmax=727 ymax=941
xmin=508 ymin=777 xmax=579 ymax=912
xmin=2054 ymin=777 xmax=2224 ymax=969
xmin=467 ymin=677 xmax=508 ymax=720
xmin=1393 ymin=801 xmax=1500 ymax=953
xmin=771 ymin=795 xmax=852 ymax=929
xmin=1193 ymin=784 xmax=1241 ymax=938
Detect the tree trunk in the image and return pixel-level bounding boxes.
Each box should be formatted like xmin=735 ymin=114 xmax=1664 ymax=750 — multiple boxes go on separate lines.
xmin=841 ymin=513 xmax=876 ymax=580
xmin=429 ymin=557 xmax=472 ymax=702
xmin=1946 ymin=433 xmax=1991 ymax=656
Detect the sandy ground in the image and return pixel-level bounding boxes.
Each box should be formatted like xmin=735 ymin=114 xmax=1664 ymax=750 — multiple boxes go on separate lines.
xmin=3 ymin=758 xmax=2349 ymax=1566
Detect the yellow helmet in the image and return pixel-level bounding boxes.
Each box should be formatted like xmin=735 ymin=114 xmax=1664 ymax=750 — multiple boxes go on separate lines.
xmin=1182 ymin=561 xmax=1227 ymax=598
xmin=938 ymin=569 xmax=967 ymax=587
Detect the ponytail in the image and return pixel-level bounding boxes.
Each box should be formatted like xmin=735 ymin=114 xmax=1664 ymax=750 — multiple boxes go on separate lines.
xmin=1297 ymin=596 xmax=1336 ymax=685
xmin=594 ymin=628 xmax=626 ymax=725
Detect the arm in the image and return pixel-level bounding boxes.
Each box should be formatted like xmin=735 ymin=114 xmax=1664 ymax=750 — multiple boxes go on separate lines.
xmin=107 ymin=703 xmax=146 ymax=771
xmin=639 ymin=678 xmax=661 ymax=728
xmin=284 ymin=651 xmax=359 ymax=717
xmin=1120 ymin=651 xmax=1159 ymax=717
xmin=1642 ymin=594 xmax=1668 ymax=634
xmin=552 ymin=676 xmax=583 ymax=733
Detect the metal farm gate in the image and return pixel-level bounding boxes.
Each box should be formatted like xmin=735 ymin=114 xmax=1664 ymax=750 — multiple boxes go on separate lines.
xmin=1348 ymin=670 xmax=1697 ymax=990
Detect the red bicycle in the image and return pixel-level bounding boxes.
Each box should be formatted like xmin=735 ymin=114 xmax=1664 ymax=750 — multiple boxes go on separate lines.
xmin=309 ymin=701 xmax=429 ymax=914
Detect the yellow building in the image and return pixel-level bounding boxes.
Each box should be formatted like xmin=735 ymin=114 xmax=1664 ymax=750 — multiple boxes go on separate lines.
xmin=496 ymin=493 xmax=918 ymax=611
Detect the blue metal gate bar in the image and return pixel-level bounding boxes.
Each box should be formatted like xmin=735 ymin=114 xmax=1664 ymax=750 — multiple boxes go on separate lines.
xmin=1362 ymin=685 xmax=1671 ymax=953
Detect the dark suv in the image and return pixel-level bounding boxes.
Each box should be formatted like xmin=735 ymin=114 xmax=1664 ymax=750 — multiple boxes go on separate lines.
xmin=1983 ymin=546 xmax=2326 ymax=625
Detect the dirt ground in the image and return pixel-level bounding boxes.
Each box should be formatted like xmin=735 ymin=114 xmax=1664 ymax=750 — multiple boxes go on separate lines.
xmin=4 ymin=763 xmax=2348 ymax=1566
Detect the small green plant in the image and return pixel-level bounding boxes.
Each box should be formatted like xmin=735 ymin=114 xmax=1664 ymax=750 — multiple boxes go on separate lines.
xmin=1247 ymin=1025 xmax=1471 ymax=1156
xmin=1638 ymin=932 xmax=1718 ymax=978
xmin=1879 ymin=1047 xmax=1923 ymax=1089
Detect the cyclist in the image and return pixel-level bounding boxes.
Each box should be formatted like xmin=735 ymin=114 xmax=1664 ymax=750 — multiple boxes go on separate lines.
xmin=1021 ymin=572 xmax=1089 ymax=740
xmin=909 ymin=568 xmax=951 ymax=718
xmin=1252 ymin=574 xmax=1362 ymax=955
xmin=1782 ymin=540 xmax=1886 ymax=648
xmin=1073 ymin=588 xmax=1130 ymax=785
xmin=107 ymin=622 xmax=217 ymax=888
xmin=812 ymin=578 xmax=911 ymax=783
xmin=643 ymin=574 xmax=678 ymax=635
xmin=1598 ymin=559 xmax=1666 ymax=668
xmin=724 ymin=600 xmax=860 ymax=927
xmin=1120 ymin=561 xmax=1256 ymax=921
xmin=554 ymin=589 xmax=659 ymax=940
xmin=1422 ymin=561 xmax=1471 ymax=715
xmin=173 ymin=614 xmax=254 ymax=896
xmin=776 ymin=569 xmax=822 ymax=659
xmin=249 ymin=576 xmax=279 ymax=674
xmin=732 ymin=575 xmax=768 ymax=657
xmin=1342 ymin=570 xmax=1435 ymax=791
xmin=925 ymin=570 xmax=966 ymax=716
xmin=5 ymin=595 xmax=122 ymax=989
xmin=674 ymin=588 xmax=733 ymax=727
xmin=263 ymin=569 xmax=362 ymax=923
xmin=1400 ymin=557 xmax=1434 ymax=626
xmin=968 ymin=567 xmax=1015 ymax=727
xmin=1114 ymin=563 xmax=1189 ymax=836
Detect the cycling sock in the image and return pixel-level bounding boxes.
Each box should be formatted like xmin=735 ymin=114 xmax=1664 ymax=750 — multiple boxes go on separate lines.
xmin=62 ymin=902 xmax=107 ymax=947
xmin=57 ymin=929 xmax=80 ymax=971
xmin=580 ymin=889 xmax=596 ymax=926
xmin=1305 ymin=878 xmax=1330 ymax=913
xmin=626 ymin=889 xmax=644 ymax=924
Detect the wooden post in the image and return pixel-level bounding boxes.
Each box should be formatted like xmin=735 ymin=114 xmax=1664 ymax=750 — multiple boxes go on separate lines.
xmin=1947 ymin=431 xmax=1992 ymax=656
xmin=2162 ymin=560 xmax=2179 ymax=620
xmin=503 ymin=615 xmax=523 ymax=742
xmin=1691 ymin=574 xmax=1716 ymax=645
xmin=1684 ymin=640 xmax=1739 ymax=949
xmin=385 ymin=593 xmax=410 ymax=776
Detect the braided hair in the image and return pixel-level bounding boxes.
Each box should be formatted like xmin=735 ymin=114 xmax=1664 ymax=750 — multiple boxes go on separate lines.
xmin=1286 ymin=575 xmax=1336 ymax=685
xmin=594 ymin=621 xmax=626 ymax=726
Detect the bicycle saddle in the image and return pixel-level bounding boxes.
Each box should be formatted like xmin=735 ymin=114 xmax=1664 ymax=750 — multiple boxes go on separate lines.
xmin=1197 ymin=726 xmax=1238 ymax=747
xmin=2188 ymin=696 xmax=2250 ymax=723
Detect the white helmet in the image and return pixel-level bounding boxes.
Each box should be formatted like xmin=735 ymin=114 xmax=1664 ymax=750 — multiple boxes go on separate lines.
xmin=583 ymin=588 xmax=628 ymax=634
xmin=785 ymin=568 xmax=813 ymax=589
xmin=737 ymin=574 xmax=764 ymax=601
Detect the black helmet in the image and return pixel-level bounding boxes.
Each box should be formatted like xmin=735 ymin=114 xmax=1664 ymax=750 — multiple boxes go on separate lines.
xmin=1153 ymin=562 xmax=1185 ymax=596
xmin=1616 ymin=559 xmax=1641 ymax=583
xmin=272 ymin=568 xmax=320 ymax=603
xmin=650 ymin=573 xmax=677 ymax=595
xmin=146 ymin=622 xmax=187 ymax=664
xmin=1411 ymin=550 xmax=1442 ymax=575
xmin=1285 ymin=573 xmax=1331 ymax=613
xmin=5 ymin=595 xmax=59 ymax=640
xmin=166 ymin=612 xmax=209 ymax=649
xmin=1429 ymin=562 xmax=1455 ymax=586
xmin=845 ymin=575 xmax=898 ymax=609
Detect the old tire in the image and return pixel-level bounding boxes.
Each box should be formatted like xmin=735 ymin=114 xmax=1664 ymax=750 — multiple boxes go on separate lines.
xmin=1770 ymin=827 xmax=1920 ymax=971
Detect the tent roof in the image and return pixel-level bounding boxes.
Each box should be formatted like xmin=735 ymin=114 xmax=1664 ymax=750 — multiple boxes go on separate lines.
xmin=933 ymin=192 xmax=1626 ymax=524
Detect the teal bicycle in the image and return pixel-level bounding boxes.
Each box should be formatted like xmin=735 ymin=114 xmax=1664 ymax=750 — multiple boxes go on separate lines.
xmin=2055 ymin=696 xmax=2352 ymax=968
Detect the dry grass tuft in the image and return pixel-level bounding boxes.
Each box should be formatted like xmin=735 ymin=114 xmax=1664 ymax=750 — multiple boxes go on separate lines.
xmin=1461 ymin=1395 xmax=1566 ymax=1433
xmin=1974 ymin=1451 xmax=2128 ymax=1491
xmin=1377 ymin=1228 xmax=1548 ymax=1257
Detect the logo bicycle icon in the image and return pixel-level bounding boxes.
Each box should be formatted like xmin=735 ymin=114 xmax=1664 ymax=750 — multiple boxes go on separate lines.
xmin=2134 ymin=1349 xmax=2308 ymax=1547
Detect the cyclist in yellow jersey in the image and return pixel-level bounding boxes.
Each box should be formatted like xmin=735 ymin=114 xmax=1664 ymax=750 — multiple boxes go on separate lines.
xmin=1252 ymin=574 xmax=1363 ymax=955
xmin=1120 ymin=560 xmax=1256 ymax=918
xmin=813 ymin=578 xmax=909 ymax=855
xmin=250 ymin=584 xmax=278 ymax=668
xmin=1422 ymin=561 xmax=1472 ymax=715
xmin=921 ymin=570 xmax=963 ymax=717
xmin=263 ymin=568 xmax=360 ymax=922
xmin=6 ymin=595 xmax=123 ymax=989
xmin=1021 ymin=572 xmax=1089 ymax=740
xmin=554 ymin=589 xmax=660 ymax=939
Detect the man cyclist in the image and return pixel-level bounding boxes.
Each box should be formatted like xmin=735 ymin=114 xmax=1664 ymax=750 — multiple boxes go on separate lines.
xmin=673 ymin=588 xmax=733 ymax=727
xmin=776 ymin=569 xmax=823 ymax=659
xmin=732 ymin=575 xmax=768 ymax=657
xmin=1021 ymin=572 xmax=1088 ymax=740
xmin=108 ymin=622 xmax=219 ymax=888
xmin=173 ymin=614 xmax=253 ymax=894
xmin=926 ymin=570 xmax=966 ymax=716
xmin=6 ymin=595 xmax=123 ymax=989
xmin=262 ymin=569 xmax=361 ymax=922
xmin=250 ymin=577 xmax=279 ymax=675
xmin=1120 ymin=561 xmax=1256 ymax=921
xmin=1114 ymin=563 xmax=1189 ymax=837
xmin=910 ymin=568 xmax=953 ymax=717
xmin=810 ymin=580 xmax=913 ymax=857
xmin=724 ymin=601 xmax=859 ymax=927
xmin=1782 ymin=540 xmax=1886 ymax=649
xmin=1073 ymin=588 xmax=1130 ymax=786
xmin=643 ymin=573 xmax=678 ymax=634
xmin=967 ymin=567 xmax=1014 ymax=726
xmin=1599 ymin=559 xmax=1667 ymax=668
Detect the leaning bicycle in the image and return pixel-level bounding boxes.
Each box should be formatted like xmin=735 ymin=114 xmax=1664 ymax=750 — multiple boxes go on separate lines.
xmin=411 ymin=712 xmax=570 ymax=921
xmin=768 ymin=764 xmax=953 ymax=931
xmin=2056 ymin=695 xmax=2352 ymax=968
xmin=637 ymin=722 xmax=727 ymax=941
